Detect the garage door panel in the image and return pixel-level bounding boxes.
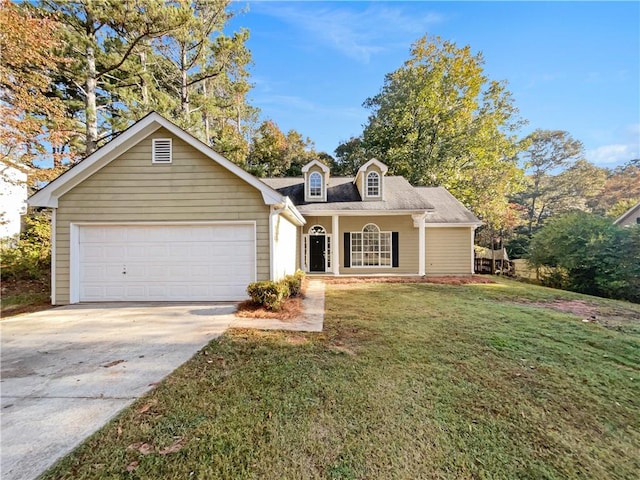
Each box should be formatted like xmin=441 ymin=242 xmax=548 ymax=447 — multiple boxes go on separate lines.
xmin=78 ymin=224 xmax=255 ymax=302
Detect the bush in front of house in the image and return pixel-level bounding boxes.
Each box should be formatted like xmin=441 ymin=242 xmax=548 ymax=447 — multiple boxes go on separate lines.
xmin=283 ymin=270 xmax=305 ymax=297
xmin=246 ymin=280 xmax=290 ymax=311
xmin=246 ymin=271 xmax=305 ymax=310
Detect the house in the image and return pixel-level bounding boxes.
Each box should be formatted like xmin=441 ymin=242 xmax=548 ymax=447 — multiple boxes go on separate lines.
xmin=1 ymin=160 xmax=29 ymax=239
xmin=613 ymin=201 xmax=640 ymax=227
xmin=28 ymin=113 xmax=481 ymax=305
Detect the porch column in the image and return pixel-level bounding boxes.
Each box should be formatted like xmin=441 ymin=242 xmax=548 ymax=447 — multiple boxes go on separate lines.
xmin=418 ymin=215 xmax=426 ymax=276
xmin=413 ymin=213 xmax=426 ymax=276
xmin=332 ymin=215 xmax=340 ymax=275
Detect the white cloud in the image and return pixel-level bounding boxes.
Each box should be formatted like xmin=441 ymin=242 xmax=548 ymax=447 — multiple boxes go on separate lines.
xmin=253 ymin=3 xmax=444 ymax=63
xmin=586 ymin=143 xmax=639 ymax=165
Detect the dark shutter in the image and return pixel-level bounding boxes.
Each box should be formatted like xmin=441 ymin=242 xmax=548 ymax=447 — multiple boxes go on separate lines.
xmin=392 ymin=232 xmax=399 ymax=267
xmin=344 ymin=232 xmax=351 ymax=267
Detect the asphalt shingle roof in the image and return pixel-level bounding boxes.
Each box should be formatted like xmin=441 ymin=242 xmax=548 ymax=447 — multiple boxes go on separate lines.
xmin=416 ymin=187 xmax=481 ymax=224
xmin=262 ymin=176 xmax=434 ymax=212
xmin=261 ymin=176 xmax=481 ymax=224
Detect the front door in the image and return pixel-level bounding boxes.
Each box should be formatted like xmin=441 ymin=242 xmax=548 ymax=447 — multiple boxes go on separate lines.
xmin=309 ymin=235 xmax=326 ymax=272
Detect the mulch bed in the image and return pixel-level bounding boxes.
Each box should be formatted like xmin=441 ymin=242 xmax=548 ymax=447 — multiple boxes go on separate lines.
xmin=322 ymin=275 xmax=495 ymax=285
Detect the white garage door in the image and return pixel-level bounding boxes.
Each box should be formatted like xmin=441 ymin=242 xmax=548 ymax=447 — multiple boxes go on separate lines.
xmin=78 ymin=223 xmax=255 ymax=302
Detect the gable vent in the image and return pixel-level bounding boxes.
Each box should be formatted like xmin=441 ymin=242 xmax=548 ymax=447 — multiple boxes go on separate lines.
xmin=152 ymin=138 xmax=172 ymax=163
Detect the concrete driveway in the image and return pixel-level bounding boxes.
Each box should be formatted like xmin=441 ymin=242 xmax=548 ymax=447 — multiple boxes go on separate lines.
xmin=0 ymin=303 xmax=238 ymax=480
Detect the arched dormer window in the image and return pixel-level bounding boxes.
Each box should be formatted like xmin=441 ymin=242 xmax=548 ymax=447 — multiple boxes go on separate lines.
xmin=309 ymin=172 xmax=322 ymax=198
xmin=366 ymin=171 xmax=380 ymax=197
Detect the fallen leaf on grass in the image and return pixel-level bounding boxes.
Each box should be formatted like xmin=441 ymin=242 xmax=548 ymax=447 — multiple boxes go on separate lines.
xmin=127 ymin=442 xmax=154 ymax=455
xmin=136 ymin=399 xmax=157 ymax=414
xmin=102 ymin=359 xmax=125 ymax=368
xmin=126 ymin=461 xmax=139 ymax=472
xmin=158 ymin=438 xmax=186 ymax=455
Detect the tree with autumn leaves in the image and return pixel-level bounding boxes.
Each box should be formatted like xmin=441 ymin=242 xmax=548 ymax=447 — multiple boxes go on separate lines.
xmin=0 ymin=0 xmax=78 ymax=185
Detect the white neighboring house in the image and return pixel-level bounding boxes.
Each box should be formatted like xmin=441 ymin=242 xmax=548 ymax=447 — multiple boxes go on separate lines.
xmin=0 ymin=161 xmax=29 ymax=239
xmin=613 ymin=201 xmax=640 ymax=228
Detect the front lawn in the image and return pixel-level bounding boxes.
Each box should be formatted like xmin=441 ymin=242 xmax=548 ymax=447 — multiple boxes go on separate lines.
xmin=42 ymin=278 xmax=640 ymax=479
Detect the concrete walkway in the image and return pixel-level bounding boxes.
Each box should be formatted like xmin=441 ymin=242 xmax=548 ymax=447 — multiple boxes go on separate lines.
xmin=0 ymin=279 xmax=324 ymax=480
xmin=231 ymin=278 xmax=325 ymax=332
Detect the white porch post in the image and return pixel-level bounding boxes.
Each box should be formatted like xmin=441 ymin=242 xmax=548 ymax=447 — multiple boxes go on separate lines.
xmin=332 ymin=215 xmax=340 ymax=275
xmin=418 ymin=215 xmax=426 ymax=276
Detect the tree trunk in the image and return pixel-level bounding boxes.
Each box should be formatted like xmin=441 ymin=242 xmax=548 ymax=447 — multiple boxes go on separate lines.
xmin=202 ymin=81 xmax=210 ymax=143
xmin=139 ymin=47 xmax=149 ymax=110
xmin=180 ymin=47 xmax=189 ymax=115
xmin=85 ymin=44 xmax=98 ymax=155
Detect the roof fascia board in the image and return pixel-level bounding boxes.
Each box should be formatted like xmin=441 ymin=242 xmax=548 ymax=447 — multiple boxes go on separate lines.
xmin=29 ymin=120 xmax=161 ymax=207
xmin=425 ymin=222 xmax=483 ymax=228
xmin=298 ymin=209 xmax=429 ymax=216
xmin=29 ymin=112 xmax=285 ymax=207
xmin=301 ymin=159 xmax=330 ymax=173
xmin=150 ymin=116 xmax=284 ymax=205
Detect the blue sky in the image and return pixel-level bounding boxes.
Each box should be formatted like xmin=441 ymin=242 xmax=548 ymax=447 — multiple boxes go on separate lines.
xmin=228 ymin=1 xmax=639 ymax=168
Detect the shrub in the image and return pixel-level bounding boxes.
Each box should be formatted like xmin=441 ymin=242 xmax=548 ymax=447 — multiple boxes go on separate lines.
xmin=283 ymin=270 xmax=305 ymax=297
xmin=528 ymin=212 xmax=640 ymax=302
xmin=246 ymin=280 xmax=290 ymax=311
xmin=0 ymin=213 xmax=51 ymax=281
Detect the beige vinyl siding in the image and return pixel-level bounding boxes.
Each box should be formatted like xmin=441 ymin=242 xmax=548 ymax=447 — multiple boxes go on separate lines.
xmin=339 ymin=215 xmax=418 ymax=274
xmin=425 ymin=227 xmax=473 ymax=275
xmin=303 ymin=216 xmax=333 ymax=234
xmin=54 ymin=128 xmax=270 ymax=304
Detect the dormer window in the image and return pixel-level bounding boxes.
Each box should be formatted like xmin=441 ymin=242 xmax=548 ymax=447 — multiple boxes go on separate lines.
xmin=309 ymin=172 xmax=322 ymax=198
xmin=366 ymin=171 xmax=380 ymax=197
xmin=302 ymin=159 xmax=330 ymax=202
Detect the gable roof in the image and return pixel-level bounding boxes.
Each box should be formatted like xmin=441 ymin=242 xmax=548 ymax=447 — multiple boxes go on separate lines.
xmin=28 ymin=112 xmax=287 ymax=209
xmin=262 ymin=176 xmax=434 ymax=213
xmin=416 ymin=187 xmax=482 ymax=225
xmin=301 ymin=159 xmax=330 ymax=173
xmin=614 ymin=201 xmax=640 ymax=226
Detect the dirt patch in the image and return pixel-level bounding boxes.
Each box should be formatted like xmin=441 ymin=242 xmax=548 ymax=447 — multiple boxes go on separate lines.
xmin=530 ymin=300 xmax=599 ymax=318
xmin=323 ymin=275 xmax=495 ymax=285
xmin=522 ymin=299 xmax=640 ymax=329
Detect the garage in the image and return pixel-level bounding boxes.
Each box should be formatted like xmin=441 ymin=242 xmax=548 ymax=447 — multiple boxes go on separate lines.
xmin=75 ymin=223 xmax=256 ymax=302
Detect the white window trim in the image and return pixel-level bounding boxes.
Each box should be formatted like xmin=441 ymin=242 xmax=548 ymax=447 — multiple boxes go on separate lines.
xmin=308 ymin=171 xmax=323 ymax=198
xmin=350 ymin=223 xmax=392 ymax=268
xmin=152 ymin=138 xmax=172 ymax=163
xmin=365 ymin=171 xmax=380 ymax=198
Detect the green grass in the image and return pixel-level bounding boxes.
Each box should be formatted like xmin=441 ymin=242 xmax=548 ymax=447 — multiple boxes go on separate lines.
xmin=42 ymin=278 xmax=640 ymax=479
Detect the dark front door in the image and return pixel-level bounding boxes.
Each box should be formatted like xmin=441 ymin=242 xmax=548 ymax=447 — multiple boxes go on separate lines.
xmin=309 ymin=235 xmax=326 ymax=272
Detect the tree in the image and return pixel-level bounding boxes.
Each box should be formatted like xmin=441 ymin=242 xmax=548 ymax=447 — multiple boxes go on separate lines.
xmin=0 ymin=0 xmax=77 ymax=183
xmin=343 ymin=35 xmax=525 ymax=240
xmin=528 ymin=212 xmax=640 ymax=302
xmin=590 ymin=160 xmax=640 ymax=217
xmin=332 ymin=137 xmax=366 ymax=176
xmin=40 ymin=0 xmax=189 ymax=155
xmin=514 ymin=129 xmax=587 ymax=235
xmin=247 ymin=120 xmax=318 ymax=177
xmin=145 ymin=1 xmax=255 ymax=162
